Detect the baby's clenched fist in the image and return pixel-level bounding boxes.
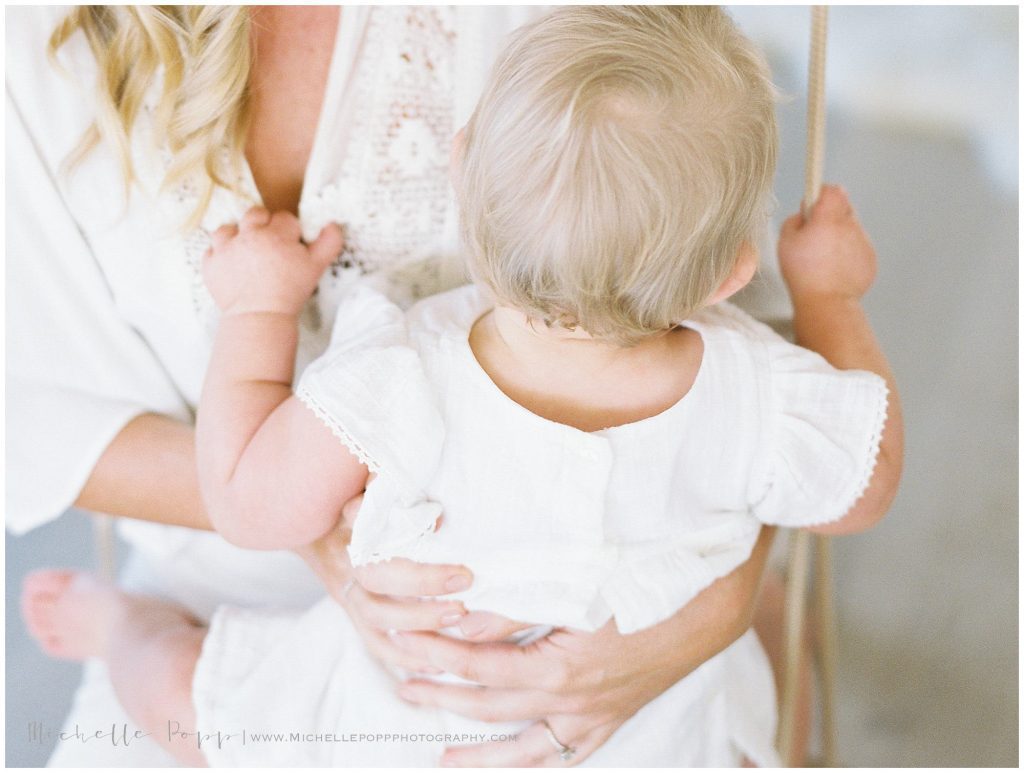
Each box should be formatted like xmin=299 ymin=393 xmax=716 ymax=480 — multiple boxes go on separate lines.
xmin=777 ymin=185 xmax=877 ymax=305
xmin=202 ymin=206 xmax=344 ymax=317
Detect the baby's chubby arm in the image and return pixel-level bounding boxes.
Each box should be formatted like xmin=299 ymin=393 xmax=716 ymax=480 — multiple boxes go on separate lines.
xmin=777 ymin=185 xmax=905 ymax=535
xmin=196 ymin=207 xmax=366 ymax=549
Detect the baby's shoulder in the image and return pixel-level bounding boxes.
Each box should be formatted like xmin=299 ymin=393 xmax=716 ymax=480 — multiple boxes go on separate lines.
xmin=685 ymin=301 xmax=793 ymax=383
xmin=405 ymin=284 xmax=491 ymax=342
xmin=689 ymin=301 xmax=784 ymax=345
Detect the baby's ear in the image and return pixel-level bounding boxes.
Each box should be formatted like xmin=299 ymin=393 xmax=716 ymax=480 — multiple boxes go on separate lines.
xmin=706 ymin=242 xmax=758 ymax=306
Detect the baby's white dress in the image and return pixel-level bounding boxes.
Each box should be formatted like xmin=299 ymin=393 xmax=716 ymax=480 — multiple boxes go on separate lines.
xmin=192 ymin=284 xmax=888 ymax=767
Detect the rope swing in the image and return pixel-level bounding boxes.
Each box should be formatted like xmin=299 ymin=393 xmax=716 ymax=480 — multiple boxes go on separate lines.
xmin=779 ymin=6 xmax=840 ymax=767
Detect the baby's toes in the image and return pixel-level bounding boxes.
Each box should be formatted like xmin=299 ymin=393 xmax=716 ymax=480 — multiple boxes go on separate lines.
xmin=39 ymin=632 xmax=76 ymax=659
xmin=21 ymin=592 xmax=61 ymax=648
xmin=21 ymin=570 xmax=77 ymax=644
xmin=23 ymin=569 xmax=77 ymax=598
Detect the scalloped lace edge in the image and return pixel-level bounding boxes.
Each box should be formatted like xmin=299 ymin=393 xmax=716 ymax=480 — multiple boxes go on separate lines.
xmin=295 ymin=385 xmax=381 ymax=474
xmin=347 ymin=509 xmax=441 ymax=568
xmin=349 ymin=541 xmax=423 ymax=567
xmin=835 ymin=378 xmax=891 ymax=522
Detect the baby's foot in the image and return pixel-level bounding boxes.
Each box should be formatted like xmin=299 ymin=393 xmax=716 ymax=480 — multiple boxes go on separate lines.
xmin=20 ymin=570 xmax=122 ymax=661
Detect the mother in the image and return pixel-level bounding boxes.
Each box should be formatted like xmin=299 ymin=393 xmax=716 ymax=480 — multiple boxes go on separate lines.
xmin=9 ymin=6 xmax=781 ymax=766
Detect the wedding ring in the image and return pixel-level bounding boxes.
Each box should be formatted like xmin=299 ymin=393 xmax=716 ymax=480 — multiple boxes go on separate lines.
xmin=541 ymin=720 xmax=576 ymax=762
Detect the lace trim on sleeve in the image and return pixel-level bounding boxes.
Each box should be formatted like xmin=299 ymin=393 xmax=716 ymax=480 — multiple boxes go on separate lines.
xmin=295 ymin=384 xmax=382 ymax=474
xmin=839 ymin=378 xmax=890 ymax=518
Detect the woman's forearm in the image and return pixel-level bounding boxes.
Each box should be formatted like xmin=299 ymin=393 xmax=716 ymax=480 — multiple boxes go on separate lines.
xmin=791 ymin=296 xmax=905 ymax=534
xmin=653 ymin=524 xmax=776 ymax=671
xmin=74 ymin=412 xmax=212 ymax=530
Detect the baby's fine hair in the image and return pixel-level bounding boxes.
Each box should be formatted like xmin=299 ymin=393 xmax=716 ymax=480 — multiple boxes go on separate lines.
xmin=456 ymin=6 xmax=778 ymax=345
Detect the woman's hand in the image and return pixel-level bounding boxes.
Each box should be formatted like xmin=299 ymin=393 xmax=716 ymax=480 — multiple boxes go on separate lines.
xmin=391 ymin=527 xmax=776 ymax=766
xmin=294 ymin=493 xmax=475 ymax=674
xmin=291 ymin=494 xmax=358 ymax=604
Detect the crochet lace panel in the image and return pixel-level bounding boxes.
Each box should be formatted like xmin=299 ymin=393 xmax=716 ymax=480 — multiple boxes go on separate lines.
xmin=135 ymin=6 xmax=459 ymax=329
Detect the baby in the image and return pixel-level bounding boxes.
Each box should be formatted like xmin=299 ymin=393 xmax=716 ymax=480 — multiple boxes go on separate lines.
xmin=23 ymin=7 xmax=901 ymax=767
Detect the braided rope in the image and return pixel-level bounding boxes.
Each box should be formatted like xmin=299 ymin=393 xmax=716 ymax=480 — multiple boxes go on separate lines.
xmin=803 ymin=6 xmax=829 ymax=216
xmin=815 ymin=533 xmax=839 ymax=766
xmin=779 ymin=6 xmax=839 ymax=767
xmin=779 ymin=529 xmax=812 ymax=764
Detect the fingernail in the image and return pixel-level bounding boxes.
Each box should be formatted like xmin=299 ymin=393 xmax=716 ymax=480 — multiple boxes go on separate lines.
xmin=440 ymin=612 xmax=464 ymax=627
xmin=444 ymin=574 xmax=471 ymax=593
xmin=459 ymin=618 xmax=487 ymax=638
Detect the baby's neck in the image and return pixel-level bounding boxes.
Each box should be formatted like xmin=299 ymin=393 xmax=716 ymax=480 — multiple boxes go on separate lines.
xmin=468 ymin=304 xmax=705 ymax=432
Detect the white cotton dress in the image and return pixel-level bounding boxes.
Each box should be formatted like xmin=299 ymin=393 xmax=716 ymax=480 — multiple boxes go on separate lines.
xmin=192 ymin=284 xmax=888 ymax=768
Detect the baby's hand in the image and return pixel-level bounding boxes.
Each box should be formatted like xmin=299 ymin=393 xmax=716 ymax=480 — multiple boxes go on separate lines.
xmin=777 ymin=185 xmax=877 ymax=305
xmin=202 ymin=206 xmax=344 ymax=317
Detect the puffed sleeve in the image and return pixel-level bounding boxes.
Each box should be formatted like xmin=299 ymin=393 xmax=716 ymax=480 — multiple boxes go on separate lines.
xmin=6 ymin=90 xmax=191 ymax=534
xmin=294 ymin=285 xmax=446 ymax=564
xmin=749 ymin=333 xmax=890 ymax=528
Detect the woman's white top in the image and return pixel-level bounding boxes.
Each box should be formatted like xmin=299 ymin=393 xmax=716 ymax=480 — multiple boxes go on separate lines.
xmin=5 ymin=5 xmax=543 ymax=550
xmin=192 ymin=283 xmax=888 ymax=767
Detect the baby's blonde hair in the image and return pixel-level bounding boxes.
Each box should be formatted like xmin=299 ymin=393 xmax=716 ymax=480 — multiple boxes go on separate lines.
xmin=456 ymin=6 xmax=778 ymax=345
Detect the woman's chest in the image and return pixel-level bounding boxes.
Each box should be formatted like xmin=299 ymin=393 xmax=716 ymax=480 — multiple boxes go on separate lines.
xmin=245 ymin=6 xmax=340 ymax=214
xmin=67 ymin=7 xmax=468 ymax=406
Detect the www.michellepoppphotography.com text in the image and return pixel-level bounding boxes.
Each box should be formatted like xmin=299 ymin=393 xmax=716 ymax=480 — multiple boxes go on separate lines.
xmin=27 ymin=721 xmax=518 ymax=750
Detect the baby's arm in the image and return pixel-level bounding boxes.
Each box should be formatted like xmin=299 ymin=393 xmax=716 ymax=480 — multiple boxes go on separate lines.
xmin=777 ymin=185 xmax=904 ymax=535
xmin=196 ymin=207 xmax=366 ymax=549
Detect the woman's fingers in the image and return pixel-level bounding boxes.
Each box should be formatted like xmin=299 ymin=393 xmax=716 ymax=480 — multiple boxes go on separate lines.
xmin=390 ymin=631 xmax=561 ymax=690
xmin=397 ymin=680 xmax=560 ymax=722
xmin=456 ymin=610 xmax=536 ymax=641
xmin=534 ymin=719 xmax=619 ymax=768
xmin=442 ymin=720 xmax=551 ymax=767
xmin=440 ymin=716 xmax=614 ymax=768
xmin=353 ymin=557 xmax=472 ymax=598
xmin=347 ymin=616 xmax=442 ymax=675
xmin=346 ymin=584 xmax=467 ymax=632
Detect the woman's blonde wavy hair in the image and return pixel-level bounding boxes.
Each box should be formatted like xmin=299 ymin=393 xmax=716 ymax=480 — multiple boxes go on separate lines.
xmin=49 ymin=6 xmax=253 ymax=228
